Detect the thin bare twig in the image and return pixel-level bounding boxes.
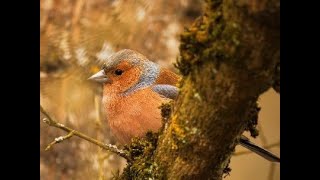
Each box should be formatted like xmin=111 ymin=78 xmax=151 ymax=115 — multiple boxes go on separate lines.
xmin=40 ymin=105 xmax=129 ymax=160
xmin=45 ymin=131 xmax=75 ymax=151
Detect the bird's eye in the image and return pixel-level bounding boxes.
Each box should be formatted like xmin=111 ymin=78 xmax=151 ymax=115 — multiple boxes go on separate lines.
xmin=114 ymin=69 xmax=123 ymax=76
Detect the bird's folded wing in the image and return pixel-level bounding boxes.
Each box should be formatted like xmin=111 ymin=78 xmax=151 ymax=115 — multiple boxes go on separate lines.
xmin=152 ymin=84 xmax=179 ymax=100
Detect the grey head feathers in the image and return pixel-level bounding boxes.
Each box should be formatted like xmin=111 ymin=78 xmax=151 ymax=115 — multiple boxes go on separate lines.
xmin=122 ymin=60 xmax=160 ymax=96
xmin=102 ymin=49 xmax=144 ymax=70
xmin=102 ymin=49 xmax=161 ymax=96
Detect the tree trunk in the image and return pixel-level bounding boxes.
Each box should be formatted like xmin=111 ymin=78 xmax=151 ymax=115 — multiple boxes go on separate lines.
xmin=121 ymin=0 xmax=279 ymax=179
xmin=153 ymin=0 xmax=280 ymax=179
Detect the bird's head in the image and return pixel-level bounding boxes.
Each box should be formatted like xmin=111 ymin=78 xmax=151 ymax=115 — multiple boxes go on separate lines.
xmin=88 ymin=49 xmax=160 ymax=94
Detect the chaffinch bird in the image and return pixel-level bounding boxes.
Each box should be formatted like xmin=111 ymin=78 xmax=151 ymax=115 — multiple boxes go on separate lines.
xmin=89 ymin=49 xmax=280 ymax=162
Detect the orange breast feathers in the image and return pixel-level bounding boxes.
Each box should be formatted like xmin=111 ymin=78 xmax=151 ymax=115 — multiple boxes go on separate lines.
xmin=103 ymin=87 xmax=169 ymax=144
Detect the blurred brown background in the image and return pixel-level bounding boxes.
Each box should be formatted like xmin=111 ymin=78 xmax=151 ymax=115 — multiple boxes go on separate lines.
xmin=40 ymin=0 xmax=279 ymax=179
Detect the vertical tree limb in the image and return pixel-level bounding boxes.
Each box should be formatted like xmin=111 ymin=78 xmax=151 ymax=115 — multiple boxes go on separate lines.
xmin=153 ymin=0 xmax=280 ymax=179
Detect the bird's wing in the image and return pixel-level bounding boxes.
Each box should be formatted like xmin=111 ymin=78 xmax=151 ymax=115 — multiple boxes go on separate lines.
xmin=151 ymin=84 xmax=179 ymax=100
xmin=155 ymin=68 xmax=180 ymax=86
xmin=239 ymin=135 xmax=280 ymax=162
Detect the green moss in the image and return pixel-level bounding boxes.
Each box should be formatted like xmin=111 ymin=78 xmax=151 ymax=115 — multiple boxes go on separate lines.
xmin=210 ymin=23 xmax=224 ymax=39
xmin=120 ymin=132 xmax=161 ymax=180
xmin=169 ymin=119 xmax=202 ymax=156
xmin=171 ymin=124 xmax=188 ymax=147
xmin=196 ymin=30 xmax=209 ymax=43
xmin=160 ymin=102 xmax=173 ymax=124
xmin=175 ymin=0 xmax=243 ymax=77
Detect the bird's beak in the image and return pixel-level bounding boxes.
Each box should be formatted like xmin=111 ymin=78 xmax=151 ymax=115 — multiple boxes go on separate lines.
xmin=88 ymin=70 xmax=111 ymax=83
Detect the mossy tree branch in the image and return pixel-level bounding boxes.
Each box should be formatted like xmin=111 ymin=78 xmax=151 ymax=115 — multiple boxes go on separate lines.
xmin=151 ymin=0 xmax=280 ymax=179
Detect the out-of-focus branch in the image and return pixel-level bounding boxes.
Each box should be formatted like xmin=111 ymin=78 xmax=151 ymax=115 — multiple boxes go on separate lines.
xmin=268 ymin=163 xmax=276 ymax=180
xmin=94 ymin=95 xmax=108 ymax=180
xmin=40 ymin=105 xmax=129 ymax=160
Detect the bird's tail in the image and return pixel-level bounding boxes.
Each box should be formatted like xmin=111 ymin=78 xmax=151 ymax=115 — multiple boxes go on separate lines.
xmin=239 ymin=135 xmax=280 ymax=163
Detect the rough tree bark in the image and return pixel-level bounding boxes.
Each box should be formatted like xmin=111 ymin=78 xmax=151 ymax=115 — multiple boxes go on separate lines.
xmin=122 ymin=0 xmax=279 ymax=179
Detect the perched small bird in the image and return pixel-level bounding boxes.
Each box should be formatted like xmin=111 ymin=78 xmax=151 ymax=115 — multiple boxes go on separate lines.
xmin=89 ymin=49 xmax=280 ymax=162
